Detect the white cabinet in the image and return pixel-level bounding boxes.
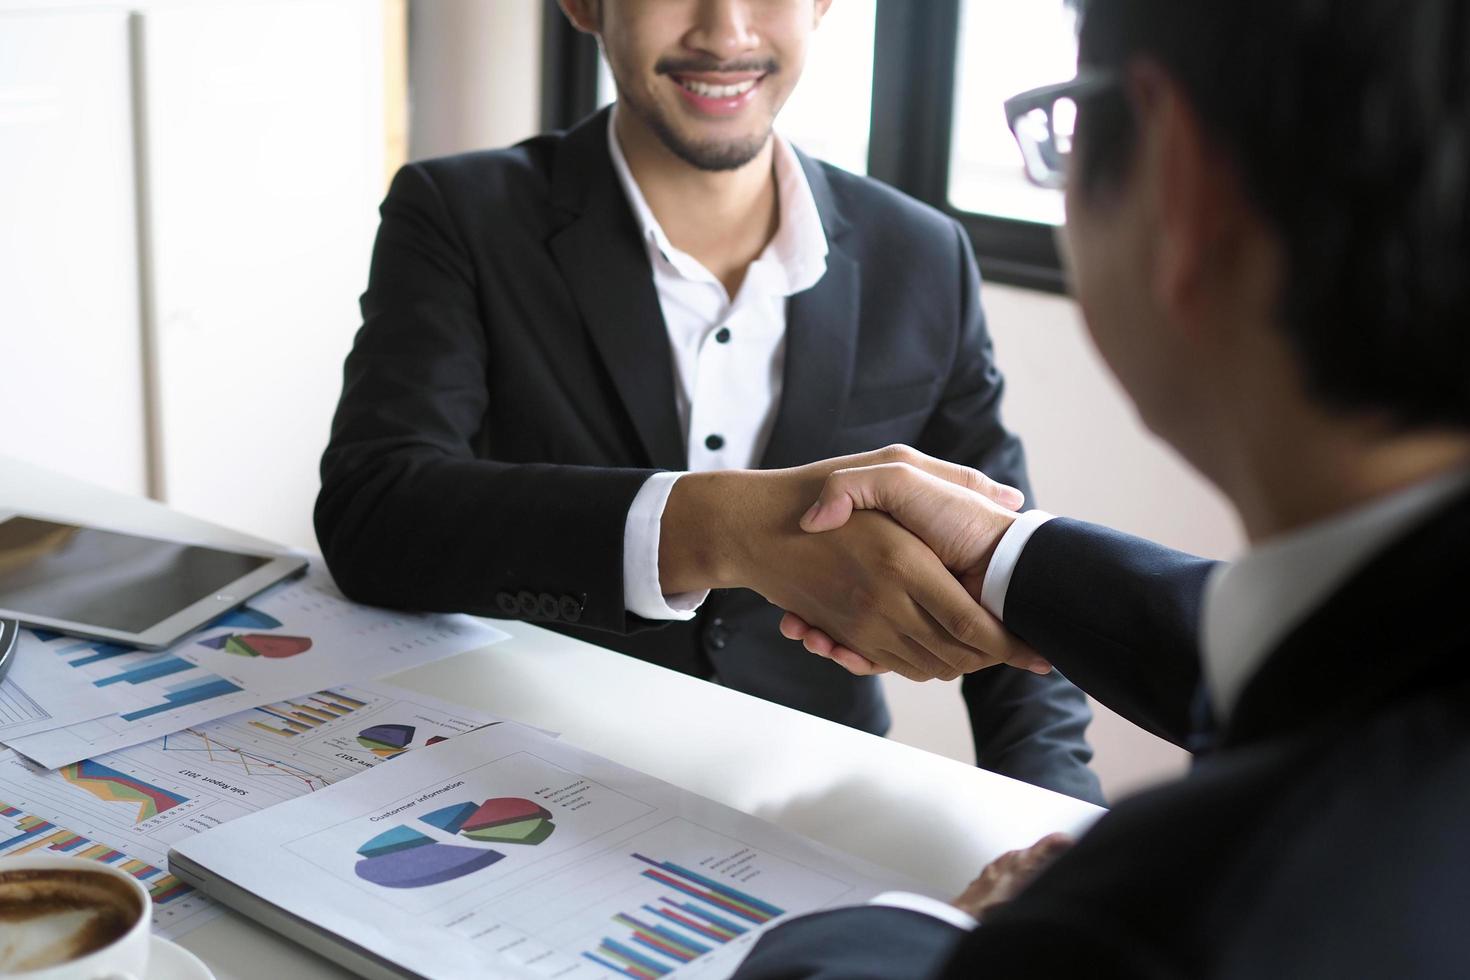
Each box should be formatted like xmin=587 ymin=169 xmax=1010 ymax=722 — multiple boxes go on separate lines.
xmin=0 ymin=0 xmax=385 ymax=551
xmin=139 ymin=1 xmax=383 ymax=549
xmin=0 ymin=7 xmax=147 ymax=497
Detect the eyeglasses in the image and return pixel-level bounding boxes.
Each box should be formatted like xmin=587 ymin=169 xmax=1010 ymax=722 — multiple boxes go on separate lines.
xmin=1004 ymin=71 xmax=1119 ymax=190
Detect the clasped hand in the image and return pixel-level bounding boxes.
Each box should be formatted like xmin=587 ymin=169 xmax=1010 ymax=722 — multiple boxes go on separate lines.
xmin=663 ymin=445 xmax=1044 ymax=682
xmin=776 ymin=445 xmax=1033 ymax=678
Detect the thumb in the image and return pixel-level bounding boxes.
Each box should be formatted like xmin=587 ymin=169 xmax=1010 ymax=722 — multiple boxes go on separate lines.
xmin=800 ymin=462 xmax=919 ymax=533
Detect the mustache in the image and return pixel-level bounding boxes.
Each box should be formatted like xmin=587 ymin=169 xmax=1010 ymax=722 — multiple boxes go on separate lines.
xmin=655 ymin=56 xmax=778 ymax=76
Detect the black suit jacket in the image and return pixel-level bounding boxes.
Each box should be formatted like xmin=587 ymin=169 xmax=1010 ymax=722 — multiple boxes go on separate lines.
xmin=315 ymin=108 xmax=1100 ymax=802
xmin=734 ymin=494 xmax=1470 ymax=978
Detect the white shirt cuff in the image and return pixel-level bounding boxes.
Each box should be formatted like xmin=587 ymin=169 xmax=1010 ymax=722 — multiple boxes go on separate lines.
xmin=867 ymin=891 xmax=978 ymax=932
xmin=979 ymin=510 xmax=1056 ymax=621
xmin=622 ymin=472 xmax=709 ymax=621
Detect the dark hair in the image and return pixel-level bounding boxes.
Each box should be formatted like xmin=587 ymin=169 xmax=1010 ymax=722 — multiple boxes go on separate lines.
xmin=1073 ymin=0 xmax=1470 ymax=431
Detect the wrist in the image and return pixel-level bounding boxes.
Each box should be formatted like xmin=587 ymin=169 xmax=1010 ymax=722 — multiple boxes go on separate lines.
xmin=659 ymin=470 xmax=753 ymax=593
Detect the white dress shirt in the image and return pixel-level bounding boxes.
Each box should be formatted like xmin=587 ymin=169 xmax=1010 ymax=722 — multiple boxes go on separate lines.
xmin=609 ymin=109 xmax=830 ymax=620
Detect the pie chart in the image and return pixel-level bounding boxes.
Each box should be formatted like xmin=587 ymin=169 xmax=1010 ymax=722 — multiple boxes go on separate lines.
xmin=199 ymin=633 xmax=312 ymax=659
xmin=422 ymin=797 xmax=556 ymax=846
xmin=357 ymin=724 xmax=415 ymax=757
xmin=354 ymin=825 xmax=503 ymax=889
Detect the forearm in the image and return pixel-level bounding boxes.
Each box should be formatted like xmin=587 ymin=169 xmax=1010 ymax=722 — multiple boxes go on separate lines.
xmin=1002 ymin=519 xmax=1217 ymax=746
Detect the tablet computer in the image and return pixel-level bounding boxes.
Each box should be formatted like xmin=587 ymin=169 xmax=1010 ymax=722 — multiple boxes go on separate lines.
xmin=0 ymin=513 xmax=308 ymax=650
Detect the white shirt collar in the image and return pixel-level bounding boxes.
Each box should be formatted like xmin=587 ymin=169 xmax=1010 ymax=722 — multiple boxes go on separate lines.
xmin=1203 ymin=467 xmax=1470 ymax=721
xmin=605 ymin=107 xmax=828 ymax=299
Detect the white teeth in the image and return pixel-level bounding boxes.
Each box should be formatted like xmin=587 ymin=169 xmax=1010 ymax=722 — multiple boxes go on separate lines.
xmin=679 ymin=78 xmax=757 ymax=98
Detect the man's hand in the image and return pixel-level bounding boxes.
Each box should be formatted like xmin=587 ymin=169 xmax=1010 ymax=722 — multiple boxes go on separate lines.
xmin=951 ymin=833 xmax=1073 ymax=922
xmin=775 ymin=447 xmax=1027 ymax=674
xmin=657 ymin=447 xmax=1048 ymax=682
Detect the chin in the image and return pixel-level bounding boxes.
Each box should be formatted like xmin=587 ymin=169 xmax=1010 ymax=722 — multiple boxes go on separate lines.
xmin=655 ymin=116 xmax=773 ymax=171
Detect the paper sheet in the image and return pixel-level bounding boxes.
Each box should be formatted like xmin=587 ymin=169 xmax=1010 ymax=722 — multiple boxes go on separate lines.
xmin=0 ymin=680 xmax=514 ymax=939
xmin=171 ymin=724 xmax=921 ymax=978
xmin=7 ymin=567 xmax=508 ymax=768
xmin=0 ymin=632 xmax=124 ymax=739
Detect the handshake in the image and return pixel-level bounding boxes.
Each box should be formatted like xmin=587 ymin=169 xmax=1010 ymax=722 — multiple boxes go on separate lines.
xmin=659 ymin=445 xmax=1050 ymax=682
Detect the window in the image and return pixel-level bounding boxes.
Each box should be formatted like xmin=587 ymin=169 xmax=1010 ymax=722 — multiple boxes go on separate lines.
xmin=949 ymin=0 xmax=1077 ymax=225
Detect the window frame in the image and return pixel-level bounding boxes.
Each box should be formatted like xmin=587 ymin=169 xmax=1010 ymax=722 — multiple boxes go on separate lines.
xmin=539 ymin=0 xmax=1066 ymax=293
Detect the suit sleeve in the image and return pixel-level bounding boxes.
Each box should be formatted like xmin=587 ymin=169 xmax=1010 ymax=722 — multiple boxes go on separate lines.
xmin=730 ymin=907 xmax=966 ymax=980
xmin=315 ymin=163 xmax=656 ymax=631
xmin=913 ymin=221 xmax=1102 ymax=805
xmin=732 ymin=906 xmax=1172 ymax=980
xmin=1003 ymin=518 xmax=1218 ymax=747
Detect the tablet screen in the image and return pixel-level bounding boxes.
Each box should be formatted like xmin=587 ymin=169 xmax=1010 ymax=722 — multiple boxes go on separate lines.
xmin=0 ymin=517 xmax=271 ymax=634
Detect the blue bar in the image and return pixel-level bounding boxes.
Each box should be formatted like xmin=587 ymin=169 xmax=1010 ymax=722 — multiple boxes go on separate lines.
xmin=600 ymin=939 xmax=671 ymax=976
xmin=120 ymin=678 xmax=242 ymax=722
xmin=94 ymin=656 xmax=192 ymax=687
xmin=654 ymin=860 xmax=785 ymax=918
xmin=0 ymin=823 xmax=54 ymax=851
xmin=581 ymin=953 xmax=643 ymax=979
xmin=647 ymin=905 xmax=731 ymax=944
xmin=647 ymin=923 xmax=709 ymax=956
xmin=631 ymin=934 xmax=692 ymax=964
xmin=674 ymin=901 xmax=748 ymax=935
xmin=67 ymin=647 xmax=133 ymax=667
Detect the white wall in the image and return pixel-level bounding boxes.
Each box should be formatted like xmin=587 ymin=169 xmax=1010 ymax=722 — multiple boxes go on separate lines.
xmin=408 ymin=0 xmax=541 ymax=160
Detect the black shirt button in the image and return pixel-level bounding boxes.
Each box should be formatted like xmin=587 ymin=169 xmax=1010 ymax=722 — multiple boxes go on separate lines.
xmin=705 ymin=434 xmax=725 ymax=451
xmin=494 ymin=592 xmax=519 ymax=616
xmin=706 ymin=617 xmax=730 ymax=651
xmin=537 ymin=593 xmax=560 ymax=619
xmin=516 ymin=590 xmax=538 ymax=616
xmin=559 ymin=595 xmax=583 ymax=623
xmin=715 ymin=326 xmax=731 ymax=344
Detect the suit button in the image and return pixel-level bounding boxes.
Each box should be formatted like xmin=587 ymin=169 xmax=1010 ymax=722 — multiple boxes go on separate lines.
xmin=495 ymin=592 xmax=519 ymax=616
xmin=516 ymin=590 xmax=538 ymax=616
xmin=559 ymin=595 xmax=583 ymax=623
xmin=706 ymin=617 xmax=729 ymax=651
xmin=537 ymin=593 xmax=559 ymax=619
xmin=715 ymin=326 xmax=731 ymax=344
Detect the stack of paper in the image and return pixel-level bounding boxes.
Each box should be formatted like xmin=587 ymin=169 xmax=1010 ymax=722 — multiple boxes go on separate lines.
xmin=0 ymin=566 xmax=511 ymax=939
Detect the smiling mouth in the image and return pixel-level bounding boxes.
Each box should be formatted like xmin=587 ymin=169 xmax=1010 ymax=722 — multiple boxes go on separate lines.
xmin=672 ymin=76 xmax=760 ymax=98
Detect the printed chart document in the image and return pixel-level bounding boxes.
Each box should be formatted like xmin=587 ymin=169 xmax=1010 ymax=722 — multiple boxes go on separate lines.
xmin=0 ymin=680 xmax=513 ymax=939
xmin=170 ymin=724 xmax=922 ymax=979
xmin=0 ymin=632 xmax=125 ymax=739
xmin=8 ymin=567 xmax=508 ymax=768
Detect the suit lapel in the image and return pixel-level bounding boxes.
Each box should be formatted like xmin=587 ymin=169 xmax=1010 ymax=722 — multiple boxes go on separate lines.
xmin=760 ymin=152 xmax=860 ymax=470
xmin=546 ymin=110 xmax=687 ymax=471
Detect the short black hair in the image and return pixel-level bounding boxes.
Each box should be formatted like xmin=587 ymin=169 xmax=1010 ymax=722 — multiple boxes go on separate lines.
xmin=1073 ymin=0 xmax=1470 ymax=431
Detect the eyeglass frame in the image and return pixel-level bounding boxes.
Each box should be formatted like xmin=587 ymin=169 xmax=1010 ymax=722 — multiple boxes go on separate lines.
xmin=1004 ymin=70 xmax=1122 ymax=190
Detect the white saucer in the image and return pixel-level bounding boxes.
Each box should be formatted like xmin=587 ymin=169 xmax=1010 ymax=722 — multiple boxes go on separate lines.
xmin=148 ymin=936 xmax=214 ymax=980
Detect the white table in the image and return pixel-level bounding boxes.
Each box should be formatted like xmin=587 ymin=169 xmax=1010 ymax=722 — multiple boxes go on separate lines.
xmin=1 ymin=457 xmax=1102 ymax=979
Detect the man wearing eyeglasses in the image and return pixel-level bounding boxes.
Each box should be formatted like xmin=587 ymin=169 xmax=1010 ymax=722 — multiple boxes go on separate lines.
xmin=733 ymin=0 xmax=1470 ymax=975
xmin=316 ymin=0 xmax=1102 ymax=803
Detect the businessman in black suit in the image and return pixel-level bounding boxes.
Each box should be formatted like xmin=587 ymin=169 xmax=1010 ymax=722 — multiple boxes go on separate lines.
xmin=315 ymin=0 xmax=1101 ymax=802
xmin=738 ymin=0 xmax=1470 ymax=975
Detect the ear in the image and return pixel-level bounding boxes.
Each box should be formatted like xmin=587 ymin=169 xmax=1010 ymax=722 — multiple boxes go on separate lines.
xmin=1131 ymin=62 xmax=1235 ymax=332
xmin=813 ymin=0 xmax=835 ymax=27
xmin=559 ymin=0 xmax=601 ymax=36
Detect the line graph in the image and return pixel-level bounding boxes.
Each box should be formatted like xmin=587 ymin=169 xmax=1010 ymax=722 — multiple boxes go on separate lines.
xmin=159 ymin=729 xmax=329 ymax=792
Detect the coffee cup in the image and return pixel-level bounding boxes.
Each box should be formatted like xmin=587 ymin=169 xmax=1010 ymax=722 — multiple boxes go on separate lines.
xmin=0 ymin=854 xmax=151 ymax=979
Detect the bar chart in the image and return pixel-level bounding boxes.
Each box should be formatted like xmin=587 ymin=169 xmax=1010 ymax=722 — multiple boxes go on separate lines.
xmin=248 ymin=690 xmax=368 ymax=737
xmin=582 ymin=854 xmax=784 ymax=979
xmin=0 ymin=802 xmax=193 ymax=907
